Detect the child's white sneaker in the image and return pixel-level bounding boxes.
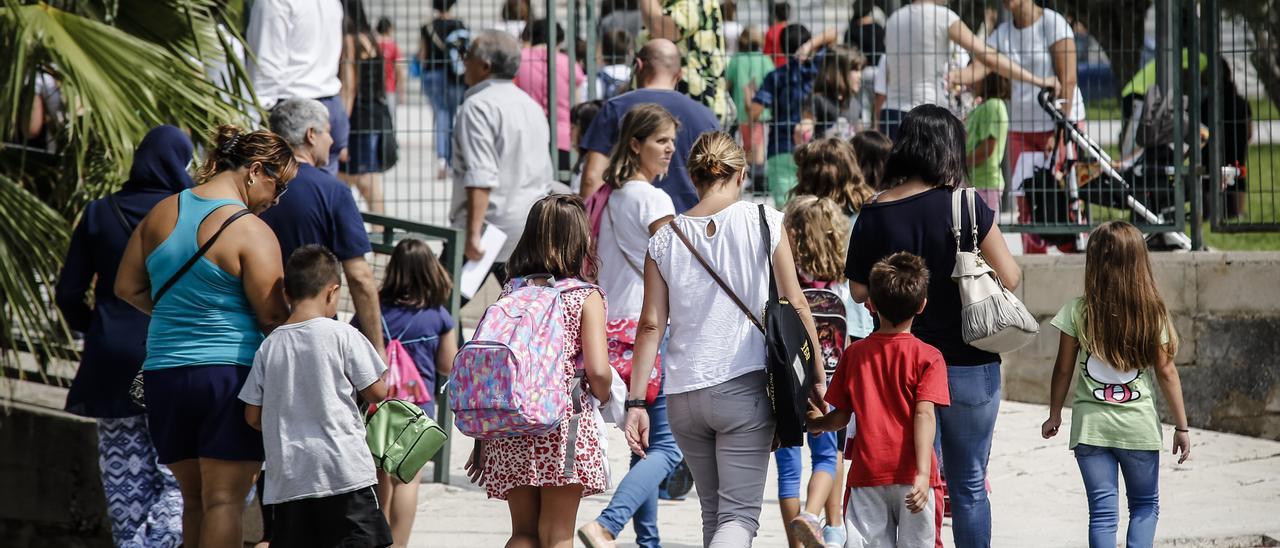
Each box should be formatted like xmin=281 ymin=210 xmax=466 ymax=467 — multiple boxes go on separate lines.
xmin=822 ymin=524 xmax=847 ymax=548
xmin=788 ymin=512 xmax=825 ymax=548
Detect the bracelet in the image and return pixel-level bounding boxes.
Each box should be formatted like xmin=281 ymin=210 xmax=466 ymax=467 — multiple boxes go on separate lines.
xmin=625 ymin=399 xmax=648 ymax=410
xmin=1174 ymin=427 xmax=1190 ymax=432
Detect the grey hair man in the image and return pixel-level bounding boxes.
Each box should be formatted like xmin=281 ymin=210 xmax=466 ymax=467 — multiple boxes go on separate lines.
xmin=450 ymin=30 xmax=553 ymax=296
xmin=260 ymin=97 xmax=386 ymax=361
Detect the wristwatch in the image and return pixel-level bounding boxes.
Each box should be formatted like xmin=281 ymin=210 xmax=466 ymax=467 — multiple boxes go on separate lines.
xmin=625 ymin=399 xmax=648 ymax=410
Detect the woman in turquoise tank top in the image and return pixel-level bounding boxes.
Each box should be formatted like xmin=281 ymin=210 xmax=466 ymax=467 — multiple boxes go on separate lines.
xmin=116 ymin=125 xmax=297 ymax=548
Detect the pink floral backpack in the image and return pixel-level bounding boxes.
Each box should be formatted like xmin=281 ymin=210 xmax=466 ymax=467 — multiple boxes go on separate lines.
xmin=449 ymin=275 xmax=595 ymax=440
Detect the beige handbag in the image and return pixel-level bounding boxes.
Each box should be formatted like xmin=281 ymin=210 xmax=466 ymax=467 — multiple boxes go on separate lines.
xmin=951 ymin=188 xmax=1039 ymax=353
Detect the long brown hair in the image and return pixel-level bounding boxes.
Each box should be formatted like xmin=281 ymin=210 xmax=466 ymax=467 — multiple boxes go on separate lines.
xmin=813 ymin=45 xmax=865 ymax=108
xmin=506 ymin=194 xmax=598 ymax=282
xmin=850 ymin=130 xmax=892 ymax=191
xmin=784 ymin=196 xmax=850 ymax=282
xmin=604 ymin=104 xmax=679 ymax=189
xmin=1082 ymin=222 xmax=1178 ymax=372
xmin=792 ymin=137 xmax=872 ymax=215
xmin=380 ymin=239 xmax=453 ymax=308
xmin=196 ymin=125 xmax=299 ymax=186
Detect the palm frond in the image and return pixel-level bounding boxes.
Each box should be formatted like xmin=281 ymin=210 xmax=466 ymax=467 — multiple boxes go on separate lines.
xmin=0 ymin=173 xmax=73 ymax=374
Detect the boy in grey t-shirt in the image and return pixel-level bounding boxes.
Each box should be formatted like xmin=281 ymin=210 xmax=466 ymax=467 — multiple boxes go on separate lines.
xmin=239 ymin=245 xmax=391 ymax=547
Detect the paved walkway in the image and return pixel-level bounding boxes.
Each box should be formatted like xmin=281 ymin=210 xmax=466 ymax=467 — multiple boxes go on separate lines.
xmin=407 ymin=401 xmax=1280 ymax=547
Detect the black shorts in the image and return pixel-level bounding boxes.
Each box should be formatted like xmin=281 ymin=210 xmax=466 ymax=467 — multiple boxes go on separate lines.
xmin=271 ymin=486 xmax=392 ymax=548
xmin=144 ymin=364 xmax=264 ymax=464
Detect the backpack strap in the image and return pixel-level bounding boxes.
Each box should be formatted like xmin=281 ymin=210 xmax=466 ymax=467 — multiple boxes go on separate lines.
xmin=561 ymin=369 xmax=586 ymax=478
xmin=606 ymin=203 xmax=644 ymax=276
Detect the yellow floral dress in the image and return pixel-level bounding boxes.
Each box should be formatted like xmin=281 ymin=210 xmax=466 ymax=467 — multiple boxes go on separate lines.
xmin=638 ymin=0 xmax=732 ymax=123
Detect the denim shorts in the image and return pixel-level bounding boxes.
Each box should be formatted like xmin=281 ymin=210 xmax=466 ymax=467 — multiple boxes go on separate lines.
xmin=344 ymin=132 xmax=383 ymax=174
xmin=144 ymin=364 xmax=264 ymax=464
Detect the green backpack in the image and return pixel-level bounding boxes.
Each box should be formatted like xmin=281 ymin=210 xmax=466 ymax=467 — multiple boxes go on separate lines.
xmin=366 ymin=399 xmax=448 ymax=483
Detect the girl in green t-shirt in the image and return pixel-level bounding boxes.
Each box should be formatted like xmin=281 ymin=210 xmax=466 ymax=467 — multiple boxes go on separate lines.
xmin=1042 ymin=221 xmax=1191 ymax=548
xmin=964 ymin=70 xmax=1010 ymax=219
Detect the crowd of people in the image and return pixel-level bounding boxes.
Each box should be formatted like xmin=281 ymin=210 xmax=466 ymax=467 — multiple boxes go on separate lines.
xmin=50 ymin=1 xmax=1209 ymax=548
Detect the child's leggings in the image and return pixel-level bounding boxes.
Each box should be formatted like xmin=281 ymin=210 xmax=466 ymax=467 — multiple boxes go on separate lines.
xmin=774 ymin=431 xmax=839 ymax=500
xmin=1073 ymin=443 xmax=1160 ymax=548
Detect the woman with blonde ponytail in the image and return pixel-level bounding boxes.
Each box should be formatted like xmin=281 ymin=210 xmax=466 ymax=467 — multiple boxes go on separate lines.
xmin=622 ymin=132 xmax=825 ymax=547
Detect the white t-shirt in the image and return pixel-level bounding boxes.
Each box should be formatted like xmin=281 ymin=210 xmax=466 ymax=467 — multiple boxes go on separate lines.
xmin=238 ymin=318 xmax=386 ymax=504
xmin=245 ymin=0 xmax=344 ymax=107
xmin=986 ymin=9 xmax=1086 ymax=132
xmin=648 ymin=201 xmax=783 ymax=394
xmin=883 ymin=2 xmax=960 ymax=111
xmin=598 ymin=181 xmax=676 ymax=320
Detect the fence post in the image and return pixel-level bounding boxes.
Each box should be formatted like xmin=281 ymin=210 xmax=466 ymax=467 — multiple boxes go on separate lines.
xmin=547 ymin=1 xmax=559 ymax=175
xmin=585 ymin=0 xmax=597 ymax=100
xmin=1203 ymin=0 xmax=1225 ymax=231
xmin=1187 ymin=0 xmax=1204 ymax=250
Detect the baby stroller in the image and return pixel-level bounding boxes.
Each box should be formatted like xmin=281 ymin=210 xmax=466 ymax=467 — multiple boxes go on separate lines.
xmin=1023 ymin=89 xmax=1193 ymax=250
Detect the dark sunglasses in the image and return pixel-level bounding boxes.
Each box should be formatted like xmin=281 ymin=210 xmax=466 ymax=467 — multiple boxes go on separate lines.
xmin=262 ymin=164 xmax=288 ymax=200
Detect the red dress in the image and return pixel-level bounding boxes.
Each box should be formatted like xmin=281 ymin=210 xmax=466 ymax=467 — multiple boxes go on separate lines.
xmin=481 ymin=285 xmax=608 ymax=500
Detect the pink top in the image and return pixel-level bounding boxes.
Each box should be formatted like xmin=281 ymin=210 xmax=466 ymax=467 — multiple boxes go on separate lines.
xmin=514 ymin=46 xmax=585 ymax=151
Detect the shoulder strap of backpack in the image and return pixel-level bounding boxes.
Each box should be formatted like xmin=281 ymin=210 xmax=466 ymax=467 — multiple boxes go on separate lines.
xmin=153 ymin=209 xmax=252 ymax=304
xmin=669 ymin=220 xmax=765 ymax=333
xmin=758 ymin=204 xmax=778 ymax=302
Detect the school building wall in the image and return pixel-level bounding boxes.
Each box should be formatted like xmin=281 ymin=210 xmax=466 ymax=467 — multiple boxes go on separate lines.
xmin=1003 ymin=252 xmax=1280 ymax=441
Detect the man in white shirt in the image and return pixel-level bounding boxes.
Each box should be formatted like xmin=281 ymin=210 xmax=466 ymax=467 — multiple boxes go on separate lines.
xmin=450 ymin=30 xmax=553 ymax=294
xmin=246 ymin=0 xmax=348 ymax=175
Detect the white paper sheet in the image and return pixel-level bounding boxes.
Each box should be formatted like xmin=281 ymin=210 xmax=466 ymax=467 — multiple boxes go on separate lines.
xmin=458 ymin=225 xmax=507 ymax=299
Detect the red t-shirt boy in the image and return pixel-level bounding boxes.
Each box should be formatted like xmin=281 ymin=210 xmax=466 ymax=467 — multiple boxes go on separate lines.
xmin=809 ymin=252 xmax=950 ymax=548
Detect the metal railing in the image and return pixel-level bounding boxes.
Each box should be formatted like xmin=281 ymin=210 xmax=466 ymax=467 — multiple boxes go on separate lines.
xmin=357 ymin=0 xmax=1278 ymax=250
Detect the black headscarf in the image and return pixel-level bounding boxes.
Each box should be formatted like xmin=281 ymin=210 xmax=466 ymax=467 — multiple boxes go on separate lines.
xmin=120 ymin=125 xmax=194 ymax=194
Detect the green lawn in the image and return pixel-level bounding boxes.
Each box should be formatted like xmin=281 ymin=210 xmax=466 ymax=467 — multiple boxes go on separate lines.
xmin=1085 ymin=97 xmax=1280 ymax=121
xmin=1080 ymin=144 xmax=1280 ymax=250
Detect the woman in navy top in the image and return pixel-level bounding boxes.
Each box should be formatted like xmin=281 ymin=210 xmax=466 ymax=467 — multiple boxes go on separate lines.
xmin=355 ymin=238 xmax=456 ymax=548
xmin=56 ymin=125 xmax=192 ymax=546
xmin=844 ymin=105 xmax=1022 ymax=548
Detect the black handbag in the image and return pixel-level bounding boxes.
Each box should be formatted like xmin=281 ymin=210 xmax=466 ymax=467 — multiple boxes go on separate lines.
xmin=669 ymin=204 xmax=815 ymax=447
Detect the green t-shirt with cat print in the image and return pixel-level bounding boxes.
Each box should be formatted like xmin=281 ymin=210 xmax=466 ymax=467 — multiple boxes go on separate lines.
xmin=1051 ymin=297 xmax=1163 ymax=451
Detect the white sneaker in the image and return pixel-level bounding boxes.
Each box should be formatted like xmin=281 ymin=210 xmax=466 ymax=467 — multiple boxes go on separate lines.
xmin=822 ymin=524 xmax=847 ymax=548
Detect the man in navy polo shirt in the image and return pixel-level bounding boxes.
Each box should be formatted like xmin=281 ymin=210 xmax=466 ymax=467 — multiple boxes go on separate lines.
xmin=579 ymin=38 xmax=720 ymax=213
xmin=262 ymin=98 xmax=385 ymax=361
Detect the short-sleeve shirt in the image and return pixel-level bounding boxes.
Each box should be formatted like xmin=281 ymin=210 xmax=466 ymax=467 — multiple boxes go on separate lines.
xmin=726 ymin=51 xmax=775 ymax=124
xmin=1051 ymin=298 xmax=1164 ymax=451
xmin=450 ymin=79 xmax=554 ymax=261
xmin=581 ymin=89 xmax=720 ymax=213
xmin=825 ymin=332 xmax=950 ymax=487
xmin=647 ymin=201 xmax=783 ymax=394
xmin=986 ymin=10 xmax=1086 ymax=132
xmin=238 ymin=318 xmax=386 ymax=504
xmin=845 ymin=187 xmax=998 ymax=366
xmin=259 ymin=163 xmax=372 ymax=263
xmin=883 ymin=3 xmax=960 ymax=111
xmin=598 ymin=181 xmax=676 ymax=320
xmin=514 ymin=47 xmax=586 ymax=152
xmin=636 ymin=0 xmax=731 ymax=122
xmin=752 ymin=58 xmax=819 ymax=157
xmin=354 ymin=304 xmax=455 ymax=401
xmin=965 ymin=98 xmax=1009 ymax=190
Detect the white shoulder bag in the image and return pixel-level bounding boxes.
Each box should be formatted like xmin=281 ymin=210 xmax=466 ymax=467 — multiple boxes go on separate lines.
xmin=951 ymin=188 xmax=1039 ymax=353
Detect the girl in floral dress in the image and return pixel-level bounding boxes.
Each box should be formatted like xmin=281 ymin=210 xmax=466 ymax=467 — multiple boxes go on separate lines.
xmin=465 ymin=194 xmax=614 ymax=548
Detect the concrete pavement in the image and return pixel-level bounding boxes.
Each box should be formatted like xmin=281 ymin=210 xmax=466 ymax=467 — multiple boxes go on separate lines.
xmin=407 ymin=401 xmax=1280 ymax=547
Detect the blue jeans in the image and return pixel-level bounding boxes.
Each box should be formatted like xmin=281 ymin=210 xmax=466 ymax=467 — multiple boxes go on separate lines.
xmin=1074 ymin=444 xmax=1160 ymax=548
xmin=317 ymin=95 xmax=350 ymax=176
xmin=420 ymin=70 xmax=466 ymax=166
xmin=774 ymin=431 xmax=839 ymax=500
xmin=595 ymin=389 xmax=683 ymax=547
xmin=936 ymin=361 xmax=1001 ymax=548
